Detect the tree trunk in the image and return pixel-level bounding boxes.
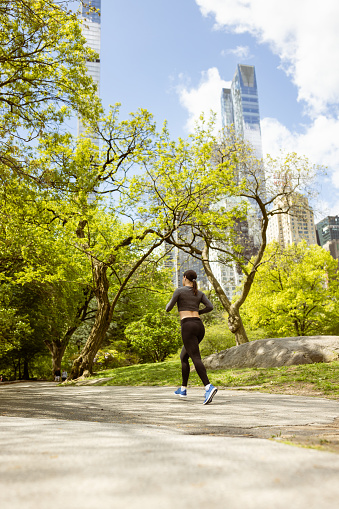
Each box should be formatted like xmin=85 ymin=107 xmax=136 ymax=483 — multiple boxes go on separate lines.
xmin=201 ymin=242 xmax=249 ymax=345
xmin=228 ymin=305 xmax=249 ymax=345
xmin=23 ymin=359 xmax=29 ymax=380
xmin=44 ymin=287 xmax=94 ymax=377
xmin=69 ymin=261 xmax=111 ymax=380
xmin=45 ymin=340 xmax=68 ymax=377
xmin=68 ymin=223 xmax=164 ymax=380
xmin=13 ymin=359 xmax=18 ymax=380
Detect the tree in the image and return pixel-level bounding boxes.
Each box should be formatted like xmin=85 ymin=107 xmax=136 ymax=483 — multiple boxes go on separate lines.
xmin=0 ymin=164 xmax=98 ymax=377
xmin=242 ymin=241 xmax=339 ymax=337
xmin=199 ymin=135 xmax=320 ymax=344
xmin=0 ymin=280 xmax=51 ymax=379
xmin=68 ymin=211 xmax=172 ymax=379
xmin=31 ymin=106 xmax=219 ymax=379
xmin=0 ymin=303 xmax=33 ymax=379
xmin=0 ymin=0 xmax=101 ymax=180
xmin=137 ymin=120 xmax=320 ymax=345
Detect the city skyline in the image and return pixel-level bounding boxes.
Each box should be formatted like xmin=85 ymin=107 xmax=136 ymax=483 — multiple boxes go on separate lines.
xmin=95 ymin=0 xmax=339 ymax=221
xmin=74 ymin=1 xmax=338 ymax=276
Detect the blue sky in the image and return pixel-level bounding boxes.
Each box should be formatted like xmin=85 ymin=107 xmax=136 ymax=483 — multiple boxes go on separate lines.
xmin=96 ymin=0 xmax=339 ymax=220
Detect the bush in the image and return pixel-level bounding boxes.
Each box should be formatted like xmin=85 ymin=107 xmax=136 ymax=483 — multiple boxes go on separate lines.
xmin=125 ymin=311 xmax=181 ymax=363
xmin=200 ymin=322 xmax=236 ymax=357
xmin=200 ymin=322 xmax=269 ymax=357
xmin=93 ymin=346 xmax=139 ymax=370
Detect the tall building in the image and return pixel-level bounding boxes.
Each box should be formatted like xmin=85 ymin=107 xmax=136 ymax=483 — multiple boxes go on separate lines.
xmin=164 ymin=231 xmax=209 ymax=289
xmin=77 ymin=0 xmax=101 ymax=137
xmin=212 ymin=65 xmax=263 ymax=299
xmin=209 ymin=196 xmax=260 ymax=300
xmin=316 ymin=215 xmax=339 ymax=260
xmin=221 ymin=64 xmax=263 ymax=159
xmin=266 ymin=194 xmax=317 ymax=247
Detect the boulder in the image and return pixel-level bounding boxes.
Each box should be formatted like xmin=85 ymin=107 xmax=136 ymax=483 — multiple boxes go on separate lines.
xmin=202 ymin=336 xmax=339 ymax=369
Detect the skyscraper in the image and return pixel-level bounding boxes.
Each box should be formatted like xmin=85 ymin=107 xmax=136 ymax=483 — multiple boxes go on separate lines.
xmin=316 ymin=215 xmax=339 ymax=260
xmin=164 ymin=231 xmax=209 ymax=289
xmin=221 ymin=64 xmax=263 ymax=159
xmin=213 ymin=65 xmax=263 ymax=299
xmin=77 ymin=0 xmax=101 ymax=137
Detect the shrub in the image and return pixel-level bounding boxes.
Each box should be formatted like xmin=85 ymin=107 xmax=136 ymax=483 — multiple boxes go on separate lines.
xmin=125 ymin=311 xmax=181 ymax=363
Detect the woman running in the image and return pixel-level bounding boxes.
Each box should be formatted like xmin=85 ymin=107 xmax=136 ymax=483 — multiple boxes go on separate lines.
xmin=166 ymin=269 xmax=218 ymax=405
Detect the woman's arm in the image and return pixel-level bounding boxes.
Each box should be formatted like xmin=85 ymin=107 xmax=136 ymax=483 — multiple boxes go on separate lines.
xmin=198 ymin=293 xmax=213 ymax=315
xmin=166 ymin=289 xmax=180 ymax=312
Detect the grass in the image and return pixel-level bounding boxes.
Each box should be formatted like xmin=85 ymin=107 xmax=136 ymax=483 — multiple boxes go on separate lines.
xmin=87 ymin=358 xmax=339 ymax=398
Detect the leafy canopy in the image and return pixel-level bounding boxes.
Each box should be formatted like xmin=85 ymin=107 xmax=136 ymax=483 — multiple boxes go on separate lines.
xmin=0 ymin=0 xmax=101 ymax=179
xmin=242 ymin=241 xmax=339 ymax=337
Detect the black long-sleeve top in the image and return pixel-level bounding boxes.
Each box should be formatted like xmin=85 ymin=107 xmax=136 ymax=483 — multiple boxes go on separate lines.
xmin=165 ymin=286 xmax=213 ymax=315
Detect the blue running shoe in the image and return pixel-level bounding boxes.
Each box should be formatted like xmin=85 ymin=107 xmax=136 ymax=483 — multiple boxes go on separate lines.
xmin=174 ymin=387 xmax=187 ymax=398
xmin=203 ymin=384 xmax=218 ymax=405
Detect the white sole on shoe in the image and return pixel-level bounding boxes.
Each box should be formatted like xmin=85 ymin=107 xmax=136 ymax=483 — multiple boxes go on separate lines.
xmin=203 ymin=387 xmax=218 ymax=405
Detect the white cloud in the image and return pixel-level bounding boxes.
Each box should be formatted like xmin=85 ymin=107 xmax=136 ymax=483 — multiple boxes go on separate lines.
xmin=177 ymin=67 xmax=230 ymax=132
xmin=261 ymin=115 xmax=339 ymax=218
xmin=222 ymin=45 xmax=250 ymax=59
xmin=177 ymin=69 xmax=339 ymax=191
xmin=313 ymin=198 xmax=339 ymax=222
xmin=191 ymin=0 xmax=339 ymax=209
xmin=261 ymin=116 xmax=339 ymax=183
xmin=195 ymin=0 xmax=339 ymax=115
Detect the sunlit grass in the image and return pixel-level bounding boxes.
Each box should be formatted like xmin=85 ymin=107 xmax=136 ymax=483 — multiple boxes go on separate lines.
xmin=90 ymin=358 xmax=339 ymax=398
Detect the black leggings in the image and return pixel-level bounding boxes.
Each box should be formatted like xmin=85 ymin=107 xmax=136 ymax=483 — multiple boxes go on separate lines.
xmin=180 ymin=317 xmax=210 ymax=386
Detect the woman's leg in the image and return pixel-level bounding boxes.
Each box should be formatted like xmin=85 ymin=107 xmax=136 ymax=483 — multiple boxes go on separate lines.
xmin=180 ymin=346 xmax=190 ymax=386
xmin=181 ymin=319 xmax=210 ymax=386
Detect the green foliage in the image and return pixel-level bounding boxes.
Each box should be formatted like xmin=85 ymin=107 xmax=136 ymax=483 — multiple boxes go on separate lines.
xmin=93 ymin=345 xmax=139 ymax=371
xmin=199 ymin=322 xmax=269 ymax=356
xmin=200 ymin=322 xmax=236 ymax=356
xmin=0 ymin=0 xmax=101 ymax=176
xmin=0 ymin=282 xmax=49 ymax=379
xmin=242 ymin=241 xmax=339 ymax=336
xmin=125 ymin=311 xmax=181 ymax=363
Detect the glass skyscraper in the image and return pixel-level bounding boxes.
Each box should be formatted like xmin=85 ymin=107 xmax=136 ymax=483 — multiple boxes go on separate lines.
xmin=316 ymin=215 xmax=339 ymax=261
xmin=77 ymin=0 xmax=101 ymax=137
xmin=221 ymin=64 xmax=263 ymax=159
xmin=212 ymin=65 xmax=264 ymax=300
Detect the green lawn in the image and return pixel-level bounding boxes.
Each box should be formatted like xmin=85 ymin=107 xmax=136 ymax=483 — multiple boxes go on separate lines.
xmin=86 ymin=358 xmax=339 ymax=398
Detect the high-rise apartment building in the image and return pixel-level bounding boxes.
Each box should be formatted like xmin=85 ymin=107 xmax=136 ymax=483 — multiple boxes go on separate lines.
xmin=266 ymin=194 xmax=317 ymax=247
xmin=77 ymin=0 xmax=101 ymax=137
xmin=316 ymin=215 xmax=339 ymax=260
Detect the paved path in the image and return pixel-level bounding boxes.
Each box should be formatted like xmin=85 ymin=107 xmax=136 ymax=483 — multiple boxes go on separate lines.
xmin=1 ymin=383 xmax=339 ymax=509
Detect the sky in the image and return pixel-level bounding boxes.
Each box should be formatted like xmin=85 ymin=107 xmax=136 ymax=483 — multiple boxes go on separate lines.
xmin=97 ymin=0 xmax=339 ymax=221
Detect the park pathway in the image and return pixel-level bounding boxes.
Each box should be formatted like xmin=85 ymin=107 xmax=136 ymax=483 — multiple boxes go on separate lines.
xmin=1 ymin=382 xmax=339 ymax=508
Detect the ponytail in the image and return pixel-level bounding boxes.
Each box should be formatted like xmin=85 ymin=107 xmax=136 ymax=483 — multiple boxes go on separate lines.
xmin=183 ymin=270 xmax=198 ymax=295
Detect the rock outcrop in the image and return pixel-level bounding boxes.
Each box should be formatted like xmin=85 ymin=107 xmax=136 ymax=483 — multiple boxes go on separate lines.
xmin=203 ymin=336 xmax=339 ymax=369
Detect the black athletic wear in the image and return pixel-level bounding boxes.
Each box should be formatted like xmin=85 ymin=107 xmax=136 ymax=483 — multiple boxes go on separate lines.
xmin=165 ymin=286 xmax=213 ymax=314
xmin=180 ymin=317 xmax=209 ymax=386
xmin=166 ymin=286 xmax=213 ymax=387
